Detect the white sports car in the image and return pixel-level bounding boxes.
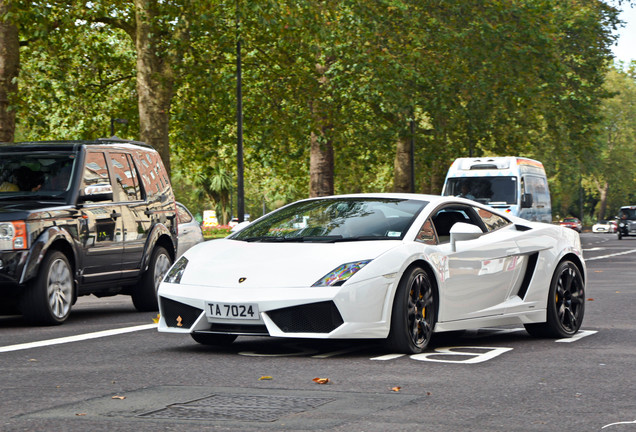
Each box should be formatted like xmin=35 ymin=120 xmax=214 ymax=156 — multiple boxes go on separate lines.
xmin=157 ymin=193 xmax=586 ymax=354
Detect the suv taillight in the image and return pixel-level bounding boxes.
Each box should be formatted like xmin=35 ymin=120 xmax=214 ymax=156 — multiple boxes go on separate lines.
xmin=0 ymin=221 xmax=27 ymax=250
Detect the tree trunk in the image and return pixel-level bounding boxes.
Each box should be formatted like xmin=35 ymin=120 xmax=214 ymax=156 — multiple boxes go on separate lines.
xmin=309 ymin=130 xmax=334 ymax=197
xmin=597 ymin=180 xmax=609 ymax=220
xmin=134 ymin=0 xmax=175 ymax=176
xmin=393 ymin=136 xmax=411 ymax=192
xmin=0 ymin=0 xmax=19 ymax=142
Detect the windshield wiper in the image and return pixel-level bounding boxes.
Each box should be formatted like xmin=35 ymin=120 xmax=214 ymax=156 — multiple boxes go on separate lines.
xmin=242 ymin=235 xmax=343 ymax=243
xmin=332 ymin=235 xmax=397 ymax=242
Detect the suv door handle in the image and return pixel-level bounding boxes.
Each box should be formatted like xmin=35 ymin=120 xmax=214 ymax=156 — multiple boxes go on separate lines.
xmin=111 ymin=210 xmax=121 ymax=219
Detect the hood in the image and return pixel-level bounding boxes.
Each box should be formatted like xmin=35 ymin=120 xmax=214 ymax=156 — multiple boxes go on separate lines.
xmin=0 ymin=201 xmax=71 ymax=221
xmin=179 ymin=238 xmax=400 ymax=288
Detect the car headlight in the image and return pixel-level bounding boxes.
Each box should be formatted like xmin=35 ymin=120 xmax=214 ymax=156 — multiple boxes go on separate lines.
xmin=164 ymin=256 xmax=188 ymax=284
xmin=312 ymin=260 xmax=372 ymax=287
xmin=0 ymin=221 xmax=27 ymax=251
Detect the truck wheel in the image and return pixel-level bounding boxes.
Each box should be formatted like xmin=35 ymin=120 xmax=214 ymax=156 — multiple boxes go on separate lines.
xmin=20 ymin=251 xmax=74 ymax=325
xmin=132 ymin=246 xmax=172 ymax=312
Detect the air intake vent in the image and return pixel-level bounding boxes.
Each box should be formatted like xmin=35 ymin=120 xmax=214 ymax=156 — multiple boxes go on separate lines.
xmin=517 ymin=253 xmax=539 ymax=299
xmin=160 ymin=297 xmax=203 ymax=329
xmin=267 ymin=301 xmax=344 ymax=333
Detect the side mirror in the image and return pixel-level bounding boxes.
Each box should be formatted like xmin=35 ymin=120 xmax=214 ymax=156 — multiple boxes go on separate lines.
xmin=450 ymin=222 xmax=483 ymax=252
xmin=520 ymin=193 xmax=533 ymax=208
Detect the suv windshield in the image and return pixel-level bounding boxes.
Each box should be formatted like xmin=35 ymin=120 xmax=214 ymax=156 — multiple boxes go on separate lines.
xmin=618 ymin=208 xmax=636 ymax=220
xmin=231 ymin=198 xmax=428 ymax=242
xmin=0 ymin=150 xmax=77 ymax=200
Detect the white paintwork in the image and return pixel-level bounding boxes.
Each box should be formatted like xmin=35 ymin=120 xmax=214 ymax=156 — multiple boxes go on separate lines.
xmin=158 ymin=193 xmax=585 ymax=342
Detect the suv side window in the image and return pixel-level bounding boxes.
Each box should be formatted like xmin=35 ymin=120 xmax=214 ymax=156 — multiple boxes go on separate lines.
xmin=82 ymin=152 xmax=112 ymax=198
xmin=133 ymin=149 xmax=169 ymax=200
xmin=110 ymin=152 xmax=142 ymax=201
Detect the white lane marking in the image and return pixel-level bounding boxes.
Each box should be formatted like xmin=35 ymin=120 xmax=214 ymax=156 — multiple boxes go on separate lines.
xmin=0 ymin=323 xmax=157 ymax=353
xmin=555 ymin=330 xmax=597 ymax=342
xmin=371 ymin=354 xmax=406 ymax=361
xmin=583 ymin=247 xmax=604 ymax=251
xmin=586 ymin=249 xmax=636 ymax=261
xmin=410 ymin=346 xmax=513 ymax=364
xmin=601 ymin=420 xmax=636 ymax=429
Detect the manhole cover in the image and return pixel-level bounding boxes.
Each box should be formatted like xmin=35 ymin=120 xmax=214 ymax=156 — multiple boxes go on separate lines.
xmin=139 ymin=394 xmax=336 ymax=422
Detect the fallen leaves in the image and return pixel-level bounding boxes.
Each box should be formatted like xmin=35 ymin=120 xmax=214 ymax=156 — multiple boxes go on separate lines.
xmin=152 ymin=314 xmax=160 ymax=324
xmin=391 ymin=386 xmax=401 ymax=392
xmin=258 ymin=376 xmax=273 ymax=381
xmin=312 ymin=377 xmax=330 ymax=384
xmin=111 ymin=395 xmax=126 ymax=400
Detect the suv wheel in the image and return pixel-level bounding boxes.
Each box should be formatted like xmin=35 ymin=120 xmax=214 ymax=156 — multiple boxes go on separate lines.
xmin=132 ymin=246 xmax=172 ymax=312
xmin=20 ymin=251 xmax=74 ymax=325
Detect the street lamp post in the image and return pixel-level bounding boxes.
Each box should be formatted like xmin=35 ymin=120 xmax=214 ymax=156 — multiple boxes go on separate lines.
xmin=236 ymin=0 xmax=245 ymax=223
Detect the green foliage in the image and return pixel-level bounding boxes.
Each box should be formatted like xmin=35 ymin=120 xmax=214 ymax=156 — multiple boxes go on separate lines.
xmin=6 ymin=0 xmax=628 ymax=220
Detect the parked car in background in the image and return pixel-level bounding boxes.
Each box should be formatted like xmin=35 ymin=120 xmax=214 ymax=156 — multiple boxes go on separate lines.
xmin=0 ymin=139 xmax=177 ymax=324
xmin=617 ymin=206 xmax=636 ymax=240
xmin=592 ymin=220 xmax=616 ymax=233
xmin=176 ymin=202 xmax=204 ymax=257
xmin=158 ymin=193 xmax=586 ymax=354
xmin=559 ymin=217 xmax=582 ymax=233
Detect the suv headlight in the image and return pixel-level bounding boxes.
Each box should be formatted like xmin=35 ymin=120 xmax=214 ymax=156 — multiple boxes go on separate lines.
xmin=0 ymin=221 xmax=27 ymax=250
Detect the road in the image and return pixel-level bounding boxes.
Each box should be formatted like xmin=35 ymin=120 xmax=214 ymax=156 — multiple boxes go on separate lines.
xmin=1 ymin=233 xmax=635 ymax=431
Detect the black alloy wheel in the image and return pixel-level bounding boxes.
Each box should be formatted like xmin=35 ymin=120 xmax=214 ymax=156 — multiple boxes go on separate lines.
xmin=387 ymin=266 xmax=436 ymax=354
xmin=525 ymin=260 xmax=585 ymax=338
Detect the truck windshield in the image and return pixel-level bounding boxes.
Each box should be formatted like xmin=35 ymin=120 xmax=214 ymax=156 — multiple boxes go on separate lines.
xmin=619 ymin=208 xmax=636 ymax=220
xmin=443 ymin=176 xmax=518 ymax=205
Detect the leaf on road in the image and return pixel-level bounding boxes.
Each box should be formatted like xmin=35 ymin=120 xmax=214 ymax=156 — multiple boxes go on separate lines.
xmin=75 ymin=413 xmax=87 ymax=416
xmin=152 ymin=314 xmax=160 ymax=324
xmin=391 ymin=386 xmax=401 ymax=392
xmin=312 ymin=377 xmax=330 ymax=384
xmin=259 ymin=376 xmax=273 ymax=380
xmin=112 ymin=395 xmax=126 ymax=400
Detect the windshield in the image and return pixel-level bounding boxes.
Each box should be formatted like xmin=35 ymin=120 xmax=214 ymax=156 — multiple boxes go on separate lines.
xmin=443 ymin=176 xmax=517 ymax=205
xmin=0 ymin=150 xmax=77 ymax=200
xmin=619 ymin=208 xmax=636 ymax=220
xmin=231 ymin=198 xmax=428 ymax=242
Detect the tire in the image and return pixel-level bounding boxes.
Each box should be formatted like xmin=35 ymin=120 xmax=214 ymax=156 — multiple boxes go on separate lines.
xmin=191 ymin=333 xmax=237 ymax=346
xmin=132 ymin=246 xmax=172 ymax=312
xmin=386 ymin=266 xmax=436 ymax=354
xmin=19 ymin=251 xmax=74 ymax=325
xmin=525 ymin=260 xmax=585 ymax=338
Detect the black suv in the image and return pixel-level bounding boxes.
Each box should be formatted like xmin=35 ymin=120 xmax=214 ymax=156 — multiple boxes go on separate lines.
xmin=0 ymin=139 xmax=178 ymax=324
xmin=617 ymin=206 xmax=636 ymax=240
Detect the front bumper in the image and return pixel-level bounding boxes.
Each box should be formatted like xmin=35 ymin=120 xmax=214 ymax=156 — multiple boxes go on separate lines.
xmin=157 ymin=274 xmax=395 ymax=340
xmin=0 ymin=250 xmax=29 ymax=294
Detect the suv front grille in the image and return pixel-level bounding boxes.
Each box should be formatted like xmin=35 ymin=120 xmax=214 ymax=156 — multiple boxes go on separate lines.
xmin=266 ymin=301 xmax=344 ymax=333
xmin=160 ymin=297 xmax=203 ymax=329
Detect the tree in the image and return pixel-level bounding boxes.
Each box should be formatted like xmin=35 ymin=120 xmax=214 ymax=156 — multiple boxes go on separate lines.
xmin=585 ymin=66 xmax=636 ymax=219
xmin=0 ymin=0 xmax=19 ymax=142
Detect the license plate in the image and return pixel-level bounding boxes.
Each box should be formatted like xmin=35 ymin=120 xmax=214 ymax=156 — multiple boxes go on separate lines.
xmin=206 ymin=302 xmax=259 ymax=320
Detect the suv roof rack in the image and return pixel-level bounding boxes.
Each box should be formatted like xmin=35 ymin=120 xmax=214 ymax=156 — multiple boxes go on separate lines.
xmin=0 ymin=138 xmax=154 ymax=149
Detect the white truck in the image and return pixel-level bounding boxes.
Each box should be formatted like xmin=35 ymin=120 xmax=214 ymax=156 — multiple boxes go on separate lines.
xmin=441 ymin=156 xmax=552 ymax=223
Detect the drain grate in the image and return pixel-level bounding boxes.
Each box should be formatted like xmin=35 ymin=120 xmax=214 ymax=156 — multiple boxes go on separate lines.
xmin=139 ymin=394 xmax=336 ymax=422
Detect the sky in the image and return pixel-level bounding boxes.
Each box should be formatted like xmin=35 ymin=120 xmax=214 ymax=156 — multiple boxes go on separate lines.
xmin=612 ymin=5 xmax=636 ymax=65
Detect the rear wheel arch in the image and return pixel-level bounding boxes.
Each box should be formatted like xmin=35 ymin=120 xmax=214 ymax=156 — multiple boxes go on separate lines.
xmin=560 ymin=253 xmax=585 ymax=284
